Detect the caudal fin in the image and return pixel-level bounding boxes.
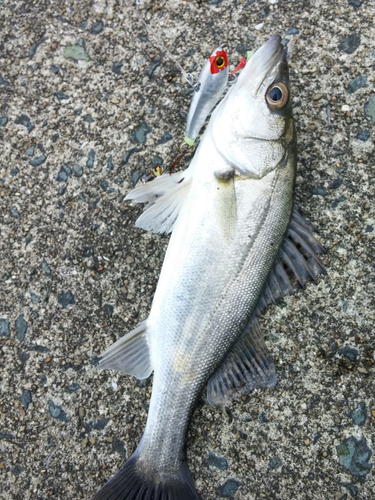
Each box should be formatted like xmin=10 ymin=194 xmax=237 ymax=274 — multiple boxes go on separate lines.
xmin=91 ymin=454 xmax=200 ymax=500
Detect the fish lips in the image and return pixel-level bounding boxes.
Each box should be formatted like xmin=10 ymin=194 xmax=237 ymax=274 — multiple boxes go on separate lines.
xmin=236 ymin=35 xmax=288 ymax=94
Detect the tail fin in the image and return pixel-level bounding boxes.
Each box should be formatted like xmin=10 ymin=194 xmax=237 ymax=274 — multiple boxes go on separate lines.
xmin=92 ymin=454 xmax=200 ymax=500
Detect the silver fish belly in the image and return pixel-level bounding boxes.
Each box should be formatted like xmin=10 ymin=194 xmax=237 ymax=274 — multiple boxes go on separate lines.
xmin=92 ymin=35 xmax=325 ymax=500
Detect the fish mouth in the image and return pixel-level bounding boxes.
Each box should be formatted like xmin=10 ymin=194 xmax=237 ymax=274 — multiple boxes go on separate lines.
xmin=237 ymin=35 xmax=286 ymax=93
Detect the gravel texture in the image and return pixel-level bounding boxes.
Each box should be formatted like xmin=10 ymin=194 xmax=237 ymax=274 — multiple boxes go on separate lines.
xmin=0 ymin=0 xmax=374 ymax=499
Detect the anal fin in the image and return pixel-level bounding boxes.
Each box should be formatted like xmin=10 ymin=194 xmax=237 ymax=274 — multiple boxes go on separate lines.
xmin=207 ymin=318 xmax=276 ymax=406
xmin=98 ymin=321 xmax=152 ymax=379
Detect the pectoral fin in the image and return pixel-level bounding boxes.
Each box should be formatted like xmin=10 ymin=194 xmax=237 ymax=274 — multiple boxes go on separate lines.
xmin=98 ymin=321 xmax=152 ymax=379
xmin=206 ymin=318 xmax=276 ymax=406
xmin=214 ymin=168 xmax=237 ymax=240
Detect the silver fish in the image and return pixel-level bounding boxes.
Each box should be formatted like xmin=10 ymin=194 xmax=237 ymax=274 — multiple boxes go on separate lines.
xmin=92 ymin=35 xmax=325 ymax=500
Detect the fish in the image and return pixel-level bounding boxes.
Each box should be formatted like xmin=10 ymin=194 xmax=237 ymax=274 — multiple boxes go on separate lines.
xmin=92 ymin=35 xmax=326 ymax=500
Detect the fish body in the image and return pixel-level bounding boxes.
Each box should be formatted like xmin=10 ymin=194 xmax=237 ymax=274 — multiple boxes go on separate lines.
xmin=92 ymin=35 xmax=325 ymax=500
xmin=184 ymin=45 xmax=228 ymax=145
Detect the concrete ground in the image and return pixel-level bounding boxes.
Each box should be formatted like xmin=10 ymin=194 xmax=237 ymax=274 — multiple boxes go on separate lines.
xmin=0 ymin=0 xmax=374 ymax=499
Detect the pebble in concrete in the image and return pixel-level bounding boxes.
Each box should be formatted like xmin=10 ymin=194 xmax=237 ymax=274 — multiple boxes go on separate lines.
xmin=130 ymin=122 xmax=152 ymax=143
xmin=90 ymin=21 xmax=104 ymax=34
xmin=0 ymin=319 xmax=10 ymax=337
xmin=15 ymin=114 xmax=34 ymax=132
xmin=217 ymin=479 xmax=241 ymax=497
xmin=364 ymin=95 xmax=375 ymax=123
xmin=57 ymin=291 xmax=75 ymax=309
xmin=73 ymin=164 xmax=83 ymax=177
xmin=86 ymin=149 xmax=96 ymax=168
xmin=48 ymin=400 xmax=71 ymax=422
xmin=64 ymin=38 xmax=91 ymax=61
xmin=348 ymin=402 xmax=367 ymax=426
xmin=19 ymin=390 xmax=32 ymax=409
xmin=338 ymin=33 xmax=361 ymax=54
xmin=207 ymin=451 xmax=229 ymax=470
xmin=336 ymin=436 xmax=373 ymax=478
xmin=15 ymin=314 xmax=28 ymax=341
xmin=30 ymin=156 xmax=47 ymax=167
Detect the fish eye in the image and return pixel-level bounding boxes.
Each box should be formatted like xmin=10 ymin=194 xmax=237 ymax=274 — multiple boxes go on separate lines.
xmin=216 ymin=56 xmax=225 ymax=68
xmin=266 ymin=82 xmax=289 ymax=110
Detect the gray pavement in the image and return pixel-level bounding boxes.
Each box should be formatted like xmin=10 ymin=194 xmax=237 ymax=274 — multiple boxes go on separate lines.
xmin=0 ymin=0 xmax=374 ymax=499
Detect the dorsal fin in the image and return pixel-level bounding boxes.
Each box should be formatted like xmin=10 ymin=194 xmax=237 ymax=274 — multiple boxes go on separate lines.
xmin=206 ymin=206 xmax=326 ymax=406
xmin=256 ymin=205 xmax=326 ymax=312
xmin=207 ymin=318 xmax=276 ymax=406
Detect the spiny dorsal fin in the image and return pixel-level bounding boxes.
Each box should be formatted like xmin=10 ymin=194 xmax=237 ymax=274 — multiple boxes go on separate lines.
xmin=98 ymin=321 xmax=152 ymax=379
xmin=125 ymin=170 xmax=192 ymax=234
xmin=206 ymin=206 xmax=326 ymax=406
xmin=256 ymin=205 xmax=326 ymax=312
xmin=206 ymin=318 xmax=276 ymax=406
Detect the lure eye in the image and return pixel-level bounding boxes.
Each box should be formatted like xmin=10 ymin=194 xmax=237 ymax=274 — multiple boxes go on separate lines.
xmin=266 ymin=82 xmax=289 ymax=110
xmin=215 ymin=56 xmax=225 ymax=68
xmin=209 ymin=49 xmax=228 ymax=74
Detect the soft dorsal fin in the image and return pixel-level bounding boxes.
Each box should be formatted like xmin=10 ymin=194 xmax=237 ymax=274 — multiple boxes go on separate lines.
xmin=125 ymin=170 xmax=193 ymax=234
xmin=98 ymin=321 xmax=152 ymax=379
xmin=207 ymin=206 xmax=326 ymax=406
xmin=207 ymin=318 xmax=276 ymax=406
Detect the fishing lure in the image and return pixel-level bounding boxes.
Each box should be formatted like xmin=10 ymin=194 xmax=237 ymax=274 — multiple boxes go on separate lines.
xmin=141 ymin=44 xmax=230 ymax=183
xmin=136 ymin=0 xmax=232 ymax=148
xmin=184 ymin=44 xmax=229 ymax=146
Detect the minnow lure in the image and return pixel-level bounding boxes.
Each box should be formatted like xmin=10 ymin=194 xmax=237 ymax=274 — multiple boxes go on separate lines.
xmin=141 ymin=45 xmax=230 ymax=183
xmin=184 ymin=44 xmax=229 ymax=146
xmin=135 ymin=0 xmax=230 ymax=149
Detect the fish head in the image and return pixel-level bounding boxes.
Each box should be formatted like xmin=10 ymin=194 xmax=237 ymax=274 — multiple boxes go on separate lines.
xmin=211 ymin=35 xmax=295 ymax=179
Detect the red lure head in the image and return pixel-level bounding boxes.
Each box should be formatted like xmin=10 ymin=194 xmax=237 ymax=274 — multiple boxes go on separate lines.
xmin=209 ymin=49 xmax=228 ymax=74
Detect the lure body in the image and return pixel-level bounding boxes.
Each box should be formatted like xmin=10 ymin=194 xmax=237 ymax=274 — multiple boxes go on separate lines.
xmin=184 ymin=46 xmax=229 ymax=145
xmin=142 ymin=45 xmax=229 ymax=184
